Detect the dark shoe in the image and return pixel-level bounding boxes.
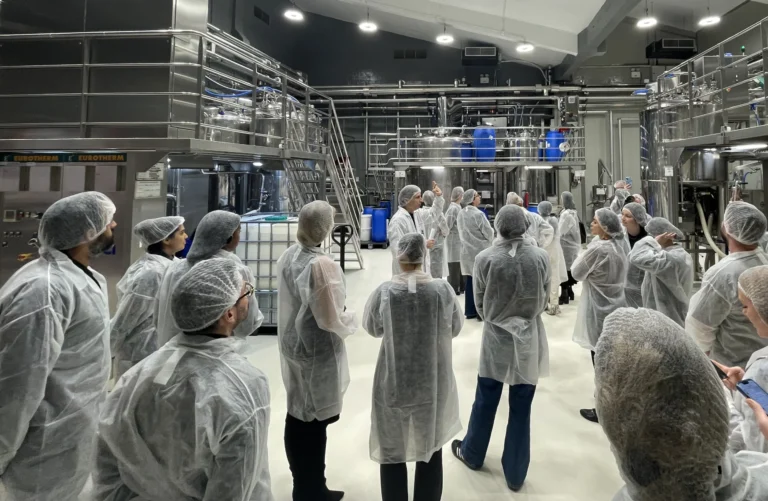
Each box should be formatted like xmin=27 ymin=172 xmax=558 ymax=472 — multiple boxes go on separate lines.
xmin=466 ymin=315 xmax=477 ymax=320
xmin=580 ymin=408 xmax=599 ymax=423
xmin=507 ymin=482 xmax=523 ymax=492
xmin=327 ymin=490 xmax=345 ymax=501
xmin=455 ymin=290 xmax=461 ymax=296
xmin=477 ymin=316 xmax=483 ymax=322
xmin=451 ymin=440 xmax=480 ymax=470
xmin=568 ymin=288 xmax=575 ymax=301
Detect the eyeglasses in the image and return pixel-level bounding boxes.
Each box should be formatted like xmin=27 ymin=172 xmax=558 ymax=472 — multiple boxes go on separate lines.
xmin=236 ymin=283 xmax=255 ymax=304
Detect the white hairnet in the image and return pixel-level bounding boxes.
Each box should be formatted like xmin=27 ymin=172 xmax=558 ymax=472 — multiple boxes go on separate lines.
xmin=622 ymin=202 xmax=649 ymax=227
xmin=646 ymin=217 xmax=684 ymax=239
xmin=562 ymin=191 xmax=576 ymax=210
xmin=633 ymin=193 xmax=646 ymax=206
xmin=186 ymin=211 xmax=241 ymax=262
xmin=171 ymin=258 xmax=244 ymax=332
xmin=615 ymin=188 xmax=631 ymax=203
xmin=461 ymin=189 xmax=477 ymax=207
xmin=538 ymin=201 xmax=553 ymax=218
xmin=397 ymin=233 xmax=426 ymax=265
xmin=724 ymin=201 xmax=768 ymax=245
xmin=398 ymin=185 xmax=421 ymax=207
xmin=297 ymin=200 xmax=334 ymax=247
xmin=614 ymin=180 xmax=627 ymax=189
xmin=133 ymin=216 xmax=185 ymax=247
xmin=422 ymin=190 xmax=435 ymax=207
xmin=39 ymin=192 xmax=116 ymax=250
xmin=506 ymin=192 xmax=523 ymax=206
xmin=596 ymin=308 xmax=729 ymax=501
xmin=451 ymin=186 xmax=464 ymax=203
xmin=495 ymin=205 xmax=529 ymax=239
xmin=739 ymin=265 xmax=768 ymax=325
xmin=596 ymin=208 xmax=624 ymax=238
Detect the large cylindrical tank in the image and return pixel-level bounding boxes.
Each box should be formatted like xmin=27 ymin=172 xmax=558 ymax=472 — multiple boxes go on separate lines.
xmin=640 ymin=105 xmax=685 ymax=219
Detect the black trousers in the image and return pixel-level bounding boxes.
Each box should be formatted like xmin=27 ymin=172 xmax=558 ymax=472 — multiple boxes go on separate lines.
xmin=285 ymin=413 xmax=340 ymax=501
xmin=447 ymin=262 xmax=465 ymax=294
xmin=380 ymin=449 xmax=443 ymax=501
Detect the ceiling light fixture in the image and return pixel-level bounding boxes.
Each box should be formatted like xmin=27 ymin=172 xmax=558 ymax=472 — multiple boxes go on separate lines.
xmin=698 ymin=16 xmax=720 ymax=26
xmin=421 ymin=165 xmax=444 ymax=170
xmin=525 ymin=165 xmax=553 ymax=170
xmin=436 ymin=24 xmax=453 ymax=44
xmin=724 ymin=143 xmax=768 ymax=151
xmin=359 ymin=8 xmax=377 ymax=33
xmin=637 ymin=0 xmax=657 ymax=29
xmin=516 ymin=42 xmax=534 ymax=53
xmin=253 ymin=161 xmax=264 ymax=167
xmin=284 ymin=8 xmax=304 ymax=22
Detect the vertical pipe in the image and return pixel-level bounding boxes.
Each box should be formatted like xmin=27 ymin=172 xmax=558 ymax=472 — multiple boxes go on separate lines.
xmin=281 ymin=77 xmax=289 ymax=150
xmin=618 ymin=118 xmax=624 ymax=180
xmin=719 ymin=43 xmax=729 ymax=125
xmin=608 ymin=110 xmax=615 ymax=187
xmin=304 ymin=86 xmax=310 ymax=150
xmin=364 ymin=112 xmax=370 ymax=192
xmin=195 ymin=36 xmax=205 ymax=140
xmin=79 ymin=37 xmax=90 ymax=137
xmin=687 ymin=61 xmax=694 ymax=137
xmin=436 ymin=96 xmax=448 ymax=128
xmin=250 ymin=61 xmax=258 ymax=146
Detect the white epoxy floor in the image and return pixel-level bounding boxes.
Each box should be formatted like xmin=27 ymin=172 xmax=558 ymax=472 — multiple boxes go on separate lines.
xmin=245 ymin=248 xmax=624 ymax=501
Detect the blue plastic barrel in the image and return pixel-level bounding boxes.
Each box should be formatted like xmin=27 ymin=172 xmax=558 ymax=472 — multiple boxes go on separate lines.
xmin=473 ymin=127 xmax=496 ymax=162
xmin=545 ymin=130 xmax=566 ymax=161
xmin=460 ymin=141 xmax=474 ymax=162
xmin=372 ymin=208 xmax=388 ymax=243
xmin=379 ymin=200 xmax=392 ymax=220
xmin=363 ymin=206 xmax=375 ymax=216
xmin=527 ymin=205 xmax=539 ymax=213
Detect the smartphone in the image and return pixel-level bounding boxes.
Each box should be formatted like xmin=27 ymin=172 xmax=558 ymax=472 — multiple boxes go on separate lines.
xmin=712 ymin=361 xmax=729 ymax=380
xmin=736 ymin=379 xmax=768 ymax=413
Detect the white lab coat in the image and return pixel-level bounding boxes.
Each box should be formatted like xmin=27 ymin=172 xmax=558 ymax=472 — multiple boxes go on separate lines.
xmin=389 ymin=207 xmax=430 ymax=276
xmin=445 ymin=202 xmax=463 ymax=263
xmin=457 ymin=206 xmax=494 ymax=276
xmin=419 ymin=196 xmax=450 ymax=278
xmin=729 ymin=347 xmax=768 ymax=454
xmin=559 ymin=209 xmax=582 ymax=270
xmin=524 ymin=211 xmax=554 ymax=249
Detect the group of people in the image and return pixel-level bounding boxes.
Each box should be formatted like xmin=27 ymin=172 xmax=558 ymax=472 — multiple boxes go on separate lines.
xmin=4 ymin=184 xmax=768 ymax=501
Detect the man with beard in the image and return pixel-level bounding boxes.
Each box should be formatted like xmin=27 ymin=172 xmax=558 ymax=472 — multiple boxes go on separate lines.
xmin=0 ymin=192 xmax=117 ymax=501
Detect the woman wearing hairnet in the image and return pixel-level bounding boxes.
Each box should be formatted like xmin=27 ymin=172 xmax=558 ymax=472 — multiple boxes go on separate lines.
xmin=536 ymin=201 xmax=567 ymax=315
xmin=418 ymin=184 xmax=450 ymax=279
xmin=364 ymin=233 xmax=463 ymax=501
xmin=95 ymin=258 xmax=273 ymax=501
xmin=559 ymin=191 xmax=582 ymax=305
xmin=609 ymin=188 xmax=631 ymax=215
xmin=628 ymin=217 xmax=692 ymax=327
xmin=457 ymin=189 xmax=494 ymax=319
xmin=0 ymin=192 xmax=117 ymax=501
xmin=155 ymin=210 xmax=263 ymax=347
xmin=451 ymin=205 xmax=550 ymax=492
xmin=446 ymin=186 xmax=466 ymax=294
xmin=506 ymin=192 xmax=555 ymax=250
xmin=389 ymin=185 xmax=434 ymax=276
xmin=110 ymin=216 xmax=187 ymax=379
xmin=621 ymin=202 xmax=650 ymax=308
xmin=596 ymin=307 xmax=768 ymax=501
xmin=277 ymin=201 xmax=357 ymax=501
xmin=687 ymin=201 xmax=768 ymax=368
xmin=573 ymin=208 xmax=627 ymax=423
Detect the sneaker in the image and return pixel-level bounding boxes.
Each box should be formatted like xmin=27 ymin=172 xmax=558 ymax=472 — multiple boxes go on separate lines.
xmin=580 ymin=408 xmax=599 ymax=423
xmin=451 ymin=440 xmax=480 ymax=470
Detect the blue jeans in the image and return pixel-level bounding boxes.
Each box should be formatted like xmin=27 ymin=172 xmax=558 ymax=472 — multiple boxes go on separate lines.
xmin=464 ymin=275 xmax=477 ymax=318
xmin=460 ymin=376 xmax=537 ymax=487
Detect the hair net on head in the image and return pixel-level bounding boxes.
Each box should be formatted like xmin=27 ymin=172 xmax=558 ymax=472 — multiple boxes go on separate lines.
xmin=614 ymin=180 xmax=627 ymax=189
xmin=622 ymin=202 xmax=649 ymax=227
xmin=133 ymin=216 xmax=185 ymax=247
xmin=461 ymin=189 xmax=477 ymax=207
xmin=172 ymin=258 xmax=244 ymax=332
xmin=398 ymin=185 xmax=421 ymax=207
xmin=422 ymin=190 xmax=435 ymax=207
xmin=646 ymin=217 xmax=684 ymax=239
xmin=595 ymin=308 xmax=729 ymax=501
xmin=739 ymin=265 xmax=768 ymax=325
xmin=633 ymin=193 xmax=646 ymax=206
xmin=451 ymin=186 xmax=464 ymax=203
xmin=495 ymin=205 xmax=529 ymax=239
xmin=396 ymin=233 xmax=426 ymax=265
xmin=297 ymin=200 xmax=334 ymax=247
xmin=538 ymin=201 xmax=553 ymax=218
xmin=561 ymin=191 xmax=576 ymax=210
xmin=615 ymin=189 xmax=631 ymax=203
xmin=506 ymin=192 xmax=523 ymax=206
xmin=596 ymin=208 xmax=624 ymax=238
xmin=186 ymin=211 xmax=241 ymax=261
xmin=723 ymin=201 xmax=768 ymax=245
xmin=39 ymin=192 xmax=116 ymax=250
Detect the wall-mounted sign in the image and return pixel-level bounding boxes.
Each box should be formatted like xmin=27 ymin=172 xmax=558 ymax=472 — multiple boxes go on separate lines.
xmin=0 ymin=152 xmax=128 ymax=164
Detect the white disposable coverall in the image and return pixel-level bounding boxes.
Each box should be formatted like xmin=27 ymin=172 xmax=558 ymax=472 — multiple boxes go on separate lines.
xmin=686 ymin=249 xmax=768 ymax=368
xmin=419 ymin=195 xmax=450 ymax=278
xmin=559 ymin=209 xmax=582 ymax=270
xmin=457 ymin=205 xmax=494 ymax=275
xmin=389 ymin=207 xmax=430 ymax=276
xmin=363 ymin=271 xmax=463 ymax=464
xmin=445 ymin=202 xmax=463 ymax=263
xmin=729 ymin=347 xmax=768 ymax=454
xmin=94 ymin=335 xmax=273 ymax=501
xmin=0 ymin=249 xmax=110 ymax=501
xmin=276 ymin=244 xmax=358 ymax=422
xmin=474 ymin=238 xmax=551 ymax=385
xmin=524 ymin=211 xmax=554 ymax=249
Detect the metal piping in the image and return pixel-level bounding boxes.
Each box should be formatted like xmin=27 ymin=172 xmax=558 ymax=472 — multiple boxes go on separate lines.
xmin=316 ymin=85 xmax=583 ymax=96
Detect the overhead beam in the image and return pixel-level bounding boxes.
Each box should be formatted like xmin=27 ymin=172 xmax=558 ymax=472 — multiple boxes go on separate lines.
xmin=555 ymin=0 xmax=643 ymax=81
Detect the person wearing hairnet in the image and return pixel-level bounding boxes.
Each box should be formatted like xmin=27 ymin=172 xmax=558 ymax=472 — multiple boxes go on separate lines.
xmin=537 ymin=201 xmax=568 ymax=315
xmin=506 ymin=192 xmax=555 ymax=249
xmin=95 ymin=258 xmax=273 ymax=501
xmin=110 ymin=216 xmax=187 ymax=379
xmin=364 ymin=233 xmax=463 ymax=501
xmin=451 ymin=205 xmax=550 ymax=492
xmin=687 ymin=201 xmax=768 ymax=368
xmin=446 ymin=186 xmax=466 ymax=294
xmin=631 ymin=193 xmax=646 ymax=207
xmin=418 ymin=183 xmax=450 ymax=279
xmin=389 ymin=185 xmax=434 ymax=276
xmin=596 ymin=307 xmax=768 ymax=501
xmin=559 ymin=191 xmax=582 ymax=305
xmin=155 ymin=210 xmax=263 ymax=346
xmin=628 ymin=217 xmax=692 ymax=327
xmin=610 ymin=188 xmax=631 ymax=215
xmin=603 ymin=181 xmax=626 ymax=209
xmin=458 ymin=189 xmax=494 ymax=320
xmin=760 ymin=232 xmax=768 ymax=252
xmin=621 ymin=202 xmax=650 ymax=308
xmin=277 ymin=201 xmax=357 ymax=501
xmin=0 ymin=192 xmax=116 ymax=501
xmin=573 ymin=208 xmax=627 ymax=423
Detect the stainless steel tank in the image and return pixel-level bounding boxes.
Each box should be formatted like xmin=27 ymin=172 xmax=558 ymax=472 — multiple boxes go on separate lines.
xmin=413 ymin=134 xmax=461 ymax=162
xmin=515 ymin=128 xmax=537 ymax=162
xmin=640 ymin=104 xmax=684 ymax=220
xmin=679 ymin=150 xmax=728 ymax=182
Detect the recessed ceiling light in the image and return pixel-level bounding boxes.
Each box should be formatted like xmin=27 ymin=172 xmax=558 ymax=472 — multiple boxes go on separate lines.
xmin=698 ymin=16 xmax=721 ymax=27
xmin=516 ymin=43 xmax=534 ymax=53
xmin=284 ymin=8 xmax=304 ymax=22
xmin=436 ymin=34 xmax=454 ymax=44
xmin=359 ymin=21 xmax=378 ymax=33
xmin=253 ymin=161 xmax=263 ymax=167
xmin=637 ymin=17 xmax=658 ymax=28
